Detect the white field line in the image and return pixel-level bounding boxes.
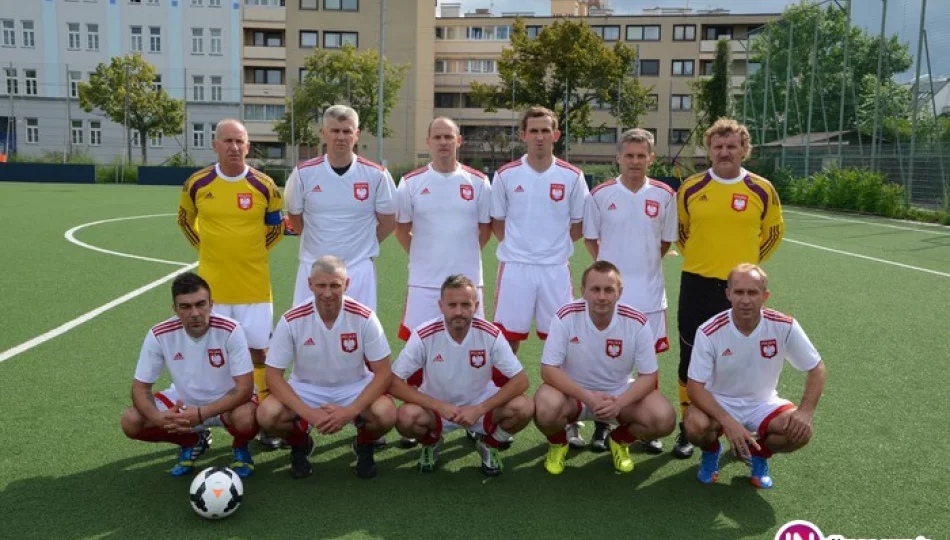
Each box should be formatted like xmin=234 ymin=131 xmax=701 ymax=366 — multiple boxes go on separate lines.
xmin=0 ymin=215 xmax=195 ymax=364
xmin=784 ymin=238 xmax=950 ymax=278
xmin=785 ymin=209 xmax=950 ymax=237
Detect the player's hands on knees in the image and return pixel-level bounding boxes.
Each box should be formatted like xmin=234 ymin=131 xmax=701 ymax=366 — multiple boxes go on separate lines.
xmin=584 ymin=391 xmax=611 ymax=417
xmin=723 ymin=419 xmax=760 ymax=460
xmin=452 ymin=405 xmax=483 ymax=428
xmin=784 ymin=409 xmax=813 ymax=445
xmin=315 ymin=404 xmax=356 ymax=434
xmin=593 ymin=395 xmax=621 ymax=421
xmin=301 ymin=407 xmax=330 ymax=433
xmin=435 ymin=402 xmax=462 ymax=423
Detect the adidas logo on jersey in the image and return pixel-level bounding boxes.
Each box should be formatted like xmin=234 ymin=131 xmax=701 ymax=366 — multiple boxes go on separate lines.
xmin=434 ymin=354 xmax=444 ymax=362
xmin=570 ymin=336 xmax=580 ymax=344
xmin=173 ymin=352 xmax=184 ymax=361
xmin=722 ymin=348 xmax=733 ymax=357
xmin=203 ymin=192 xmax=214 ymax=200
xmin=304 ymin=337 xmax=316 ymax=346
xmin=607 ymin=203 xmax=617 ymax=211
xmin=312 ymin=185 xmax=322 ymax=192
xmin=699 ymin=194 xmax=709 ymax=201
xmin=514 ymin=185 xmax=525 ymax=193
xmin=421 ymin=188 xmax=431 ymax=195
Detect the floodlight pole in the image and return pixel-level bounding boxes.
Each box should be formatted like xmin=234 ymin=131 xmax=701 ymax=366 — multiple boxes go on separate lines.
xmin=376 ymin=0 xmax=385 ymax=165
xmin=870 ymin=0 xmax=887 ymax=172
xmin=805 ymin=12 xmax=820 ymax=178
xmin=781 ymin=26 xmax=793 ymax=168
xmin=908 ymin=0 xmax=928 ymax=202
xmin=836 ymin=0 xmax=851 ymax=159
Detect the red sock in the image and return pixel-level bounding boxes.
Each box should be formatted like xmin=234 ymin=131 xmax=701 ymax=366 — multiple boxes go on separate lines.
xmin=285 ymin=420 xmax=308 ymax=447
xmin=418 ymin=431 xmax=440 ymax=446
xmin=356 ymin=428 xmax=377 ymax=446
xmin=224 ymin=423 xmax=256 ymax=449
xmin=702 ymin=439 xmax=721 ymax=453
xmin=609 ymin=425 xmax=637 ymax=444
xmin=134 ymin=428 xmax=200 ymax=447
xmin=547 ymin=431 xmax=567 ymax=445
xmin=750 ymin=440 xmax=773 ymax=458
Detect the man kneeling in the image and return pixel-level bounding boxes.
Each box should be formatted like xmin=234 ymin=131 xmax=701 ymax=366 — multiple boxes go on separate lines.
xmin=257 ymin=255 xmax=396 ymax=480
xmin=685 ymin=263 xmax=826 ymax=489
xmin=389 ymin=275 xmax=533 ymax=476
xmin=121 ymin=272 xmax=258 ymax=477
xmin=534 ymin=261 xmax=676 ymax=475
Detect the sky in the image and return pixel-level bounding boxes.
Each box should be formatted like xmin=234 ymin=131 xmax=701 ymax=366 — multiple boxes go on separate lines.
xmin=439 ymin=0 xmax=950 ymax=79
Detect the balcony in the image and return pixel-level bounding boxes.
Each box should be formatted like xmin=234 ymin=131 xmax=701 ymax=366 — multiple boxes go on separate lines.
xmin=243 ymin=6 xmax=285 ymax=23
xmin=244 ymin=46 xmax=286 ymax=62
xmin=246 ymin=121 xmax=279 ymax=140
xmin=243 ymin=84 xmax=286 ymax=98
xmin=699 ymin=39 xmax=751 ymax=58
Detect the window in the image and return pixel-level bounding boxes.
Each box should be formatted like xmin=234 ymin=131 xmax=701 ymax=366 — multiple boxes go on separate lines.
xmin=153 ymin=74 xmax=162 ymax=91
xmin=192 ymin=75 xmax=204 ymax=101
xmin=434 ymin=59 xmax=446 ymax=73
xmin=69 ymin=71 xmax=81 ymax=98
xmin=2 ymin=20 xmax=15 ymax=47
xmin=526 ymin=26 xmax=542 ymax=39
xmin=324 ymin=0 xmax=357 ymax=10
xmin=130 ymin=0 xmax=142 ymax=3
xmin=300 ymin=31 xmax=318 ymax=48
xmin=323 ymin=31 xmax=357 ymax=48
xmin=192 ymin=0 xmax=203 ymax=5
xmin=582 ymin=131 xmax=617 ymax=144
xmin=4 ymin=68 xmax=17 ymax=95
xmin=299 ymin=67 xmax=310 ymax=81
xmin=192 ymin=123 xmax=205 ymax=148
xmin=210 ymin=28 xmax=222 ymax=54
xmin=673 ymin=25 xmax=696 ymax=41
xmin=591 ymin=25 xmax=620 ymax=42
xmin=86 ymin=23 xmax=99 ymax=50
xmin=209 ymin=0 xmax=221 ymax=6
xmin=149 ymin=26 xmax=161 ymax=52
xmin=671 ymin=94 xmax=692 ymax=111
xmin=672 ymin=60 xmax=694 ymax=76
xmin=71 ymin=120 xmax=84 ymax=145
xmin=150 ymin=133 xmax=163 ymax=148
xmin=191 ymin=28 xmax=203 ymax=54
xmin=464 ymin=60 xmax=495 ymax=74
xmin=147 ymin=0 xmax=160 ymax=5
xmin=300 ymin=0 xmax=317 ymax=9
xmin=210 ymin=76 xmax=222 ymax=101
xmin=244 ymin=103 xmax=285 ymax=120
xmin=253 ymin=30 xmax=283 ymax=47
xmin=704 ymin=26 xmax=733 ymax=40
xmin=496 ymin=25 xmax=510 ymax=40
xmin=210 ymin=123 xmax=217 ymax=141
xmin=626 ymin=25 xmax=660 ymax=41
xmin=68 ymin=23 xmax=81 ymax=50
xmin=637 ymin=59 xmax=659 ymax=77
xmin=747 ymin=62 xmax=761 ymax=76
xmin=433 ymin=92 xmax=458 ymax=108
xmin=645 ymin=93 xmax=658 ymax=111
xmin=90 ymin=121 xmax=102 ymax=146
xmin=131 ymin=26 xmax=143 ymax=51
xmin=466 ymin=26 xmax=494 ymax=40
xmin=435 ymin=27 xmax=444 ymax=40
xmin=132 ymin=131 xmax=140 ymax=147
xmin=26 ymin=118 xmax=38 ymax=143
xmin=24 ymin=69 xmax=37 ymax=95
xmin=700 ymin=60 xmax=714 ymax=76
xmin=251 ymin=68 xmax=283 ymax=84
xmin=670 ymin=129 xmax=691 ymax=145
xmin=22 ymin=20 xmax=34 ymax=47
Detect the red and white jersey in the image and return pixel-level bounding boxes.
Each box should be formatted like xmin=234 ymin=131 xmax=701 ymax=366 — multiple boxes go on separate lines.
xmin=284 ymin=154 xmax=396 ymax=266
xmin=268 ymin=296 xmax=391 ymax=387
xmin=393 ymin=316 xmax=523 ymax=406
xmin=134 ymin=315 xmax=252 ymax=406
xmin=396 ymin=163 xmax=491 ymax=287
xmin=688 ymin=309 xmax=822 ymax=403
xmin=541 ymin=300 xmax=658 ymax=395
xmin=583 ymin=178 xmax=677 ymax=312
xmin=490 ymin=155 xmax=589 ymax=265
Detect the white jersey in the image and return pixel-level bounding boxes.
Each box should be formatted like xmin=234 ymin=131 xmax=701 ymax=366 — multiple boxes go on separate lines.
xmin=133 ymin=315 xmax=253 ymax=406
xmin=583 ymin=178 xmax=678 ymax=312
xmin=284 ymin=154 xmax=397 ymax=266
xmin=267 ymin=296 xmax=391 ymax=387
xmin=490 ymin=155 xmax=589 ymax=265
xmin=688 ymin=308 xmax=822 ymax=403
xmin=541 ymin=300 xmax=658 ymax=395
xmin=396 ymin=163 xmax=491 ymax=287
xmin=393 ymin=316 xmax=523 ymax=406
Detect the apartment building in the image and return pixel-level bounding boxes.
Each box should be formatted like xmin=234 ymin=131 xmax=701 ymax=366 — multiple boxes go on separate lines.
xmin=0 ymin=0 xmax=242 ymax=164
xmin=241 ymin=0 xmax=289 ymax=160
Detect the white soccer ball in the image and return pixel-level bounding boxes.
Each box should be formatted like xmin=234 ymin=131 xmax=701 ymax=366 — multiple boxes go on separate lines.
xmin=188 ymin=466 xmax=244 ymax=520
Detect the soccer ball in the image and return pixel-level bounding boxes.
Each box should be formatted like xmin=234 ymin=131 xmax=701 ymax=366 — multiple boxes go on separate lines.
xmin=188 ymin=467 xmax=244 ymax=520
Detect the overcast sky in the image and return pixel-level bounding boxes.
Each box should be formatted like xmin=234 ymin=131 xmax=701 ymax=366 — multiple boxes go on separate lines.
xmin=439 ymin=0 xmax=950 ymax=79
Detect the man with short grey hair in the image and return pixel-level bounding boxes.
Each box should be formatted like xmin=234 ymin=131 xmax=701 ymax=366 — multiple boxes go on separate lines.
xmin=285 ymin=104 xmax=397 ymax=310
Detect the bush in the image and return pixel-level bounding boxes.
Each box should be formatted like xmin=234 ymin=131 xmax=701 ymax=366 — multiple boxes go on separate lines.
xmin=878 ymin=182 xmax=906 ymax=218
xmin=822 ymin=168 xmax=862 ymax=211
xmin=96 ymin=159 xmax=138 ymax=184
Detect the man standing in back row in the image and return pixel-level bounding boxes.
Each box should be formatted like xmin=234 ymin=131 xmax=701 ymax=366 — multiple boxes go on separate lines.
xmin=674 ymin=118 xmax=784 ymax=458
xmin=284 ymin=104 xmax=397 ymax=310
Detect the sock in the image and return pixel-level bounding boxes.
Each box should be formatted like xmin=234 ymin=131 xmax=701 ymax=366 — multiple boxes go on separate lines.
xmin=609 ymin=424 xmax=637 ymax=444
xmin=253 ymin=365 xmax=269 ymax=402
xmin=356 ymin=428 xmax=377 ymax=446
xmin=285 ymin=419 xmax=308 ymax=447
xmin=702 ymin=439 xmax=721 ymax=453
xmin=678 ymin=379 xmax=690 ymax=419
xmin=750 ymin=440 xmax=773 ymax=459
xmin=484 ymin=425 xmax=513 ymax=448
xmin=418 ymin=430 xmax=440 ymax=446
xmin=224 ymin=422 xmax=256 ymax=449
xmin=134 ymin=427 xmax=200 ymax=447
xmin=546 ymin=431 xmax=567 ymax=445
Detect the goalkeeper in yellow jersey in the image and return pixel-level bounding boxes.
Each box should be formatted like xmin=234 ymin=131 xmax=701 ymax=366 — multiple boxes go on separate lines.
xmin=673 ymin=118 xmax=784 ymax=459
xmin=178 ymin=118 xmax=284 ymax=449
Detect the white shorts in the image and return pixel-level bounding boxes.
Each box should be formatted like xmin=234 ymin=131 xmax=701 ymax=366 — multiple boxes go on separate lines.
xmin=493 ymin=262 xmax=573 ymax=341
xmin=288 ymin=373 xmax=373 ymax=409
xmin=398 ymin=285 xmax=485 ymax=341
xmin=212 ymin=303 xmax=273 ymax=350
xmin=644 ymin=310 xmax=670 ymax=354
xmin=713 ymin=394 xmax=796 ymax=435
xmin=153 ymin=385 xmax=258 ymax=431
xmin=427 ymin=386 xmax=499 ymax=438
xmin=294 ymin=258 xmax=377 ymax=310
xmin=569 ymin=382 xmax=634 ymax=426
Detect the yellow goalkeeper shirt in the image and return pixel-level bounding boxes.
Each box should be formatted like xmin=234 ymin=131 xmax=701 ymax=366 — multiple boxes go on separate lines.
xmin=178 ymin=164 xmax=284 ymax=304
xmin=676 ymin=168 xmax=784 ymax=280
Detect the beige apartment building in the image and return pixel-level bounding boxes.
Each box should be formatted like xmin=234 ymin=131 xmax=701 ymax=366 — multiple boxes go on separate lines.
xmin=240 ymin=0 xmax=776 ymax=167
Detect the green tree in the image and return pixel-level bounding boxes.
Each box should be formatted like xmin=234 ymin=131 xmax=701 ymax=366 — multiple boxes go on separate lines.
xmin=78 ymin=53 xmax=184 ymax=163
xmin=469 ymin=18 xmax=651 ymax=156
xmin=744 ymin=2 xmax=911 ymax=143
xmin=275 ymin=45 xmax=409 ymax=150
xmin=693 ymin=38 xmax=732 ymax=133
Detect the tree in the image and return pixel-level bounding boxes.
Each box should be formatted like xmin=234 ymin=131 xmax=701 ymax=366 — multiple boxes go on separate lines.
xmin=743 ymin=2 xmax=911 ymax=144
xmin=469 ymin=18 xmax=652 ymax=156
xmin=78 ymin=53 xmax=184 ymax=163
xmin=693 ymin=39 xmax=732 ymax=133
xmin=275 ymin=45 xmax=409 ymax=150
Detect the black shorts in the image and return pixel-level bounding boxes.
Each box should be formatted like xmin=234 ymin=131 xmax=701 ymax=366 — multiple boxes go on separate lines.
xmin=677 ymin=271 xmax=730 ymax=382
